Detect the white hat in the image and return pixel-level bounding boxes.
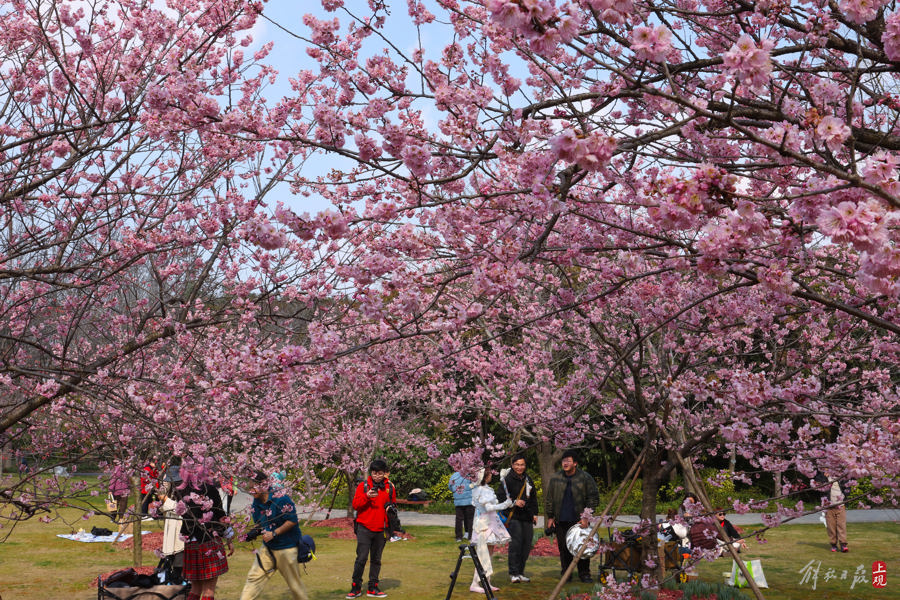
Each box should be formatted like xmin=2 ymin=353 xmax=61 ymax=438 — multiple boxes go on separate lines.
xmin=474 ymin=468 xmax=485 ymax=485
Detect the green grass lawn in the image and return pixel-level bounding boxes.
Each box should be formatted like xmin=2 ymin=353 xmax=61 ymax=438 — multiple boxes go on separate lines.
xmin=0 ymin=509 xmax=897 ymax=599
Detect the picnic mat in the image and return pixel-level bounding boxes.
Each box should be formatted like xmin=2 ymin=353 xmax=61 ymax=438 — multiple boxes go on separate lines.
xmin=58 ymin=531 xmax=143 ymax=543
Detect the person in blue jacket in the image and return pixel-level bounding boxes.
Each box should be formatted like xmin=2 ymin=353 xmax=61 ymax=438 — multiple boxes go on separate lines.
xmin=240 ymin=472 xmax=308 ymax=600
xmin=449 ymin=470 xmax=474 ymax=542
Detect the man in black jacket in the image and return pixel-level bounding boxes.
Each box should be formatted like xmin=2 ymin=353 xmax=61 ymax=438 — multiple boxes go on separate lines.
xmin=497 ymin=454 xmax=539 ymax=583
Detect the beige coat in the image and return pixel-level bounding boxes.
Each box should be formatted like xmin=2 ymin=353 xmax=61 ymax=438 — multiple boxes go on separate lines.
xmin=160 ymin=497 xmax=185 ymax=556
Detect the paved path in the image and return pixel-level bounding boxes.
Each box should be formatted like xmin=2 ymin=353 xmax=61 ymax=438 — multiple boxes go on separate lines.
xmin=229 ymin=490 xmax=900 ymax=527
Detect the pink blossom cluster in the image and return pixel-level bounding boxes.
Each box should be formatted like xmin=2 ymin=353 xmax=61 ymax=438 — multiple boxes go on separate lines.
xmin=722 ymin=35 xmax=774 ymax=91
xmin=629 ymin=25 xmax=674 ymax=63
xmin=839 ymin=0 xmax=890 ymax=25
xmin=447 ymin=448 xmax=485 ymax=482
xmin=275 ymin=204 xmax=351 ymax=243
xmin=549 ymin=129 xmax=616 ymax=171
xmin=762 ymin=121 xmax=803 ymax=157
xmin=242 ymin=218 xmax=287 ymax=250
xmin=757 ymin=264 xmax=799 ymax=295
xmin=582 ymin=0 xmax=632 ymax=25
xmin=815 ymin=115 xmax=851 ymax=152
xmin=883 ymin=11 xmax=900 ymax=60
xmin=486 ymin=0 xmax=581 ymax=54
xmin=354 ymin=133 xmax=383 ymax=163
xmin=313 ymin=104 xmax=346 ymax=147
xmin=816 ymin=199 xmax=889 ymax=252
xmin=697 ymin=201 xmax=769 ymax=262
xmin=646 ymin=164 xmax=736 ymax=230
xmin=860 ymin=150 xmax=900 ymax=194
xmin=859 ymin=246 xmax=900 ymax=295
xmin=401 ymin=143 xmax=434 ymax=178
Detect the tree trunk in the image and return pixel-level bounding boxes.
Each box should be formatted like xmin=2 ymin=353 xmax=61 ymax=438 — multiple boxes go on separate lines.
xmin=536 ymin=441 xmax=562 ymax=494
xmin=601 ymin=440 xmax=613 ymax=487
xmin=131 ymin=476 xmax=142 ymax=568
xmin=640 ymin=453 xmax=663 ymax=580
xmin=346 ymin=469 xmax=356 ymax=518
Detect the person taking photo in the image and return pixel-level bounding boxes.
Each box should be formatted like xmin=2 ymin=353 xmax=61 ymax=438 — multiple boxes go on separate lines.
xmin=346 ymin=459 xmax=395 ymax=598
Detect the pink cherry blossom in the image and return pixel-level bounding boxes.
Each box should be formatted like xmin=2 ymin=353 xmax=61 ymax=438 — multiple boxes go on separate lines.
xmin=722 ymin=35 xmax=774 ymax=90
xmin=839 ymin=0 xmax=888 ymax=25
xmin=815 ymin=115 xmax=851 ymax=152
xmin=630 ymin=25 xmax=674 ymax=63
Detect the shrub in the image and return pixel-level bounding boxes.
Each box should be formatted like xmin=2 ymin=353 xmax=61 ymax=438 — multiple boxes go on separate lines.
xmin=429 ymin=473 xmax=453 ymax=503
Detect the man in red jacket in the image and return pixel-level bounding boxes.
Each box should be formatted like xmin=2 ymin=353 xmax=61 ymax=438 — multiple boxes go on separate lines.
xmin=346 ymin=459 xmax=395 ymax=599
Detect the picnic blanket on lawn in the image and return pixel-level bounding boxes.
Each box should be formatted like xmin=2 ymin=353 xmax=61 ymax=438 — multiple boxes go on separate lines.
xmin=58 ymin=531 xmax=142 ymax=543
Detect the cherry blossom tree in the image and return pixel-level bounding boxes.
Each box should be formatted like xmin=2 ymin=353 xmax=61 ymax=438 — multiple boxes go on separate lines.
xmin=0 ymin=0 xmax=307 ymax=525
xmin=251 ymin=0 xmax=900 ymax=591
xmin=3 ymin=8 xmax=899 ymax=597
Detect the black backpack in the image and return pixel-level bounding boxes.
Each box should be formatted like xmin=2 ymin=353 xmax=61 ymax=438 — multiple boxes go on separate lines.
xmin=386 ymin=502 xmax=403 ymax=537
xmin=297 ymin=533 xmax=316 ymax=563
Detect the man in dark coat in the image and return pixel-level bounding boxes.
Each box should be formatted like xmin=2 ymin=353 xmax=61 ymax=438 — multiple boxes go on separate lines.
xmin=497 ymin=453 xmax=539 ymax=583
xmin=544 ymin=450 xmax=600 ymax=583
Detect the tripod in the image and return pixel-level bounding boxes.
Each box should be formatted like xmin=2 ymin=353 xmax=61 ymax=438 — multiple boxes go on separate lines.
xmin=445 ymin=543 xmax=496 ymax=600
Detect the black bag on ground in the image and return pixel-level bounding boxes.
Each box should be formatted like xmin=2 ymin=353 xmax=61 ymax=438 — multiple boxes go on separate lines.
xmin=406 ymin=488 xmax=429 ymax=501
xmin=102 ymin=568 xmax=155 ymax=588
xmin=155 ymin=554 xmax=186 ymax=585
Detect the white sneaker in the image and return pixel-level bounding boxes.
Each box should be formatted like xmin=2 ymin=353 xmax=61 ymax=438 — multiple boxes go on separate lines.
xmin=518 ymin=575 xmax=530 ymax=582
xmin=510 ymin=575 xmax=521 ymax=583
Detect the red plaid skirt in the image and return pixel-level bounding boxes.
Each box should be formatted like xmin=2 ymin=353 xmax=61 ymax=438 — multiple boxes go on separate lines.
xmin=183 ymin=539 xmax=228 ymax=581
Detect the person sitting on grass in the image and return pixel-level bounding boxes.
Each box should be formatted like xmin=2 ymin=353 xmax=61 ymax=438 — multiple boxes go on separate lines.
xmin=715 ymin=509 xmax=747 ymax=553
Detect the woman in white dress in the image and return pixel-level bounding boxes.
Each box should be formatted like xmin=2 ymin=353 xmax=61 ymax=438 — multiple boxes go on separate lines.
xmin=469 ymin=467 xmax=513 ymax=593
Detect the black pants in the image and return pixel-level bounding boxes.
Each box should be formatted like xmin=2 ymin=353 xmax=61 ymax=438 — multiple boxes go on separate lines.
xmin=352 ymin=524 xmax=387 ymax=588
xmin=140 ymin=492 xmax=154 ymax=516
xmin=556 ymin=521 xmax=591 ymax=579
xmin=454 ymin=505 xmax=475 ymax=540
xmin=506 ymin=519 xmax=534 ymax=576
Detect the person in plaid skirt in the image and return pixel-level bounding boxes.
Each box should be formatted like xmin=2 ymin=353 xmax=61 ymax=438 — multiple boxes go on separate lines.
xmin=181 ymin=478 xmax=232 ymax=600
